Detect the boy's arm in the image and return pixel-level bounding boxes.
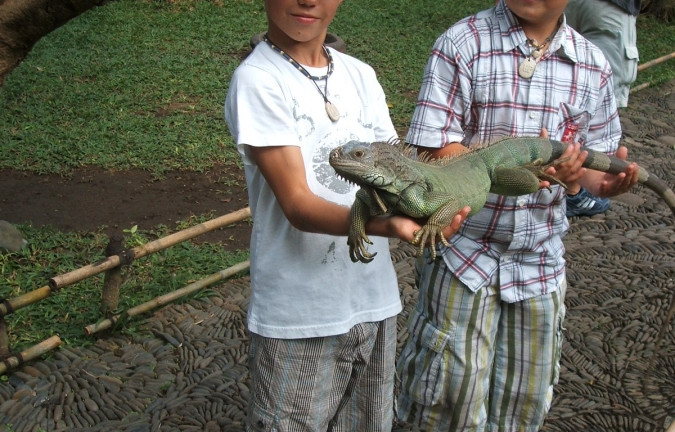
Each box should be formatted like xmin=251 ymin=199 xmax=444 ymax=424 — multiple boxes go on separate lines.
xmin=249 ymin=144 xmax=469 ymax=242
xmin=415 ymin=142 xmax=468 ymax=159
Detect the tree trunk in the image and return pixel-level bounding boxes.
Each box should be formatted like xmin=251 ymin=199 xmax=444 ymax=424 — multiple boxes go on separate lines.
xmin=0 ymin=0 xmax=109 ymax=86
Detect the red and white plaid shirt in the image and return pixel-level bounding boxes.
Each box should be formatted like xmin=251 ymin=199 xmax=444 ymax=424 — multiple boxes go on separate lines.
xmin=406 ymin=0 xmax=621 ymax=302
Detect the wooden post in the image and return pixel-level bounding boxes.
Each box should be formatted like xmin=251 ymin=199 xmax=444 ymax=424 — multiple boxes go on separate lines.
xmin=100 ymin=233 xmax=125 ymax=317
xmin=0 ymin=317 xmax=9 ymax=357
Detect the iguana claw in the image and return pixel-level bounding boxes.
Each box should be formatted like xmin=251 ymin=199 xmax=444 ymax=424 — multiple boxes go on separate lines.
xmin=411 ymin=225 xmax=450 ymax=261
xmin=348 ymin=233 xmax=376 ymax=263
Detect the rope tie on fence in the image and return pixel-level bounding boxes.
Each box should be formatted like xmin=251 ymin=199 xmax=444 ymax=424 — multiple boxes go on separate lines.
xmin=0 ymin=298 xmax=13 ymax=316
xmin=105 ymin=233 xmax=135 ymax=267
xmin=1 ymin=350 xmax=24 ymax=370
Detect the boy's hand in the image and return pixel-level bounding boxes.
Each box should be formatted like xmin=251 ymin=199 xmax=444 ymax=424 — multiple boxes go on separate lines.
xmin=539 ymin=128 xmax=587 ymax=194
xmin=389 ymin=206 xmax=470 ymax=246
xmin=593 ymin=146 xmax=640 ymax=197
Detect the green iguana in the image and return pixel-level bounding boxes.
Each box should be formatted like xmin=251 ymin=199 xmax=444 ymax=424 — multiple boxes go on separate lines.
xmin=329 ymin=136 xmax=675 ymax=376
xmin=328 ymin=137 xmax=675 ymax=264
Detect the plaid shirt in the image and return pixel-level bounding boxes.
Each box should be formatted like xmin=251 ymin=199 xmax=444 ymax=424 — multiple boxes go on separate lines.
xmin=406 ymin=1 xmax=621 ymax=302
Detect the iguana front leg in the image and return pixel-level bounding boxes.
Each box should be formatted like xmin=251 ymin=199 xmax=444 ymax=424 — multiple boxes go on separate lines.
xmin=410 ymin=195 xmax=462 ymax=261
xmin=347 ymin=189 xmax=378 ymax=263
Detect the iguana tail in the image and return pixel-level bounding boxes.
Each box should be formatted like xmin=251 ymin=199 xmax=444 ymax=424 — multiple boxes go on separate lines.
xmin=545 ymin=139 xmax=675 ymax=217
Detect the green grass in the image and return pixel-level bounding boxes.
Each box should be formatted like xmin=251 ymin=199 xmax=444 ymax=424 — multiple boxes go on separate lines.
xmin=634 ymin=13 xmax=675 ymax=89
xmin=0 ymin=0 xmax=674 ymax=353
xmin=0 ymin=0 xmax=264 ymax=175
xmin=1 ymin=223 xmax=249 ymax=350
xmin=1 ymin=0 xmax=673 ymax=174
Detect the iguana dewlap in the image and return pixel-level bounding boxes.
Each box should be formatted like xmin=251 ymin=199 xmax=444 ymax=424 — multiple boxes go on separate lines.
xmin=329 ymin=137 xmax=675 ymax=264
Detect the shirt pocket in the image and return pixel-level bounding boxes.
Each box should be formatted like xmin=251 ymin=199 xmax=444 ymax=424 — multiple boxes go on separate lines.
xmin=554 ymin=103 xmax=591 ymax=144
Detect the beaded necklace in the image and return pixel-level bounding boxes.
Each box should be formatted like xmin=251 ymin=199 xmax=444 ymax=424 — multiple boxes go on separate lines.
xmin=263 ymin=34 xmax=340 ymax=122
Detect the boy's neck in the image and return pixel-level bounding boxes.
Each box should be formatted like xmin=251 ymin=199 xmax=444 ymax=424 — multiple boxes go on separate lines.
xmin=520 ymin=17 xmax=562 ymax=47
xmin=265 ymin=30 xmax=329 ymax=67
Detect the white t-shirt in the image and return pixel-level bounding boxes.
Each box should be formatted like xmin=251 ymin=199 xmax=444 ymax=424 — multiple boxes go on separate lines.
xmin=225 ymin=42 xmax=401 ymax=339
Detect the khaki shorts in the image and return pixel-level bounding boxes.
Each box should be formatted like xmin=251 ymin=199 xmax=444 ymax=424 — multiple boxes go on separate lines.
xmin=247 ymin=317 xmax=397 ymax=432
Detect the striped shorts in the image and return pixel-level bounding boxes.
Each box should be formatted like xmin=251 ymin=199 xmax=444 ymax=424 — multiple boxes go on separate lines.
xmin=396 ymin=256 xmax=566 ymax=431
xmin=247 ymin=317 xmax=397 ymax=432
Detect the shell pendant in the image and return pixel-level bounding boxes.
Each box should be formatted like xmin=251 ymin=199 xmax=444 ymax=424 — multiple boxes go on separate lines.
xmin=518 ymin=57 xmax=537 ymax=79
xmin=325 ymin=100 xmax=340 ymax=122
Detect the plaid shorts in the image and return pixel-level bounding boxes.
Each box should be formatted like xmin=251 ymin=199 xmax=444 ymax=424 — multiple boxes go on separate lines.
xmin=247 ymin=317 xmax=397 ymax=432
xmin=396 ymin=255 xmax=566 ymax=431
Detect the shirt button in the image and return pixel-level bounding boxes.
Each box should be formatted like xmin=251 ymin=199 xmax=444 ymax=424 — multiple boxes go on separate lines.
xmin=529 ymin=112 xmax=537 ymax=119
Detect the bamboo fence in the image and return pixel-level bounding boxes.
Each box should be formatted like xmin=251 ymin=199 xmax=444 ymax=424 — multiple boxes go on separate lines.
xmin=85 ymin=260 xmax=250 ymax=335
xmin=0 ymin=207 xmax=252 ymax=374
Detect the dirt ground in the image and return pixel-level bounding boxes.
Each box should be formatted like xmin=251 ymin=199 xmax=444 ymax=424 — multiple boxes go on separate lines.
xmin=0 ymin=162 xmax=252 ymax=251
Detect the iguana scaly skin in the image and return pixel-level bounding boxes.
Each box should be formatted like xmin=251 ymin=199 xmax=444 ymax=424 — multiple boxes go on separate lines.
xmin=328 ymin=137 xmax=675 ymax=264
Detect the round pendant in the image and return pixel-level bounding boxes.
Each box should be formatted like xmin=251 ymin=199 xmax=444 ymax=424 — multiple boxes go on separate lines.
xmin=518 ymin=57 xmax=537 ymax=79
xmin=325 ymin=101 xmax=340 ymax=122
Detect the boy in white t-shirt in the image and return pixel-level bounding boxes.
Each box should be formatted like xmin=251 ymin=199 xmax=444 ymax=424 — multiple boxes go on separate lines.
xmin=224 ymin=0 xmax=467 ymax=430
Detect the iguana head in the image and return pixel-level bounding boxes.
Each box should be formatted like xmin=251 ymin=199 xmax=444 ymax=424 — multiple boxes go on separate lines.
xmin=329 ymin=140 xmax=422 ymax=194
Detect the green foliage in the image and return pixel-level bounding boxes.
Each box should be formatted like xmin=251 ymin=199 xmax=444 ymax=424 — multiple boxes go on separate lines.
xmin=633 ymin=13 xmax=675 ymax=88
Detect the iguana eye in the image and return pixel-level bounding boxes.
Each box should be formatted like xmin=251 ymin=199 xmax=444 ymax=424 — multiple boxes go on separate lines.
xmin=354 ymin=150 xmax=364 ymax=158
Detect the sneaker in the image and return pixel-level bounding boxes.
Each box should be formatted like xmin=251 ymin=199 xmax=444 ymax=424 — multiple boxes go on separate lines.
xmin=566 ymin=187 xmax=610 ymax=217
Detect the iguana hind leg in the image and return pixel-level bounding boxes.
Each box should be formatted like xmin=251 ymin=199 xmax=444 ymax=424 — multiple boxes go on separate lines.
xmin=490 ymin=161 xmax=567 ymax=196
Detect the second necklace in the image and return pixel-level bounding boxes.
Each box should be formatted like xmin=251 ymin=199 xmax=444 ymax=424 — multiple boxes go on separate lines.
xmin=263 ymin=34 xmax=340 ymax=122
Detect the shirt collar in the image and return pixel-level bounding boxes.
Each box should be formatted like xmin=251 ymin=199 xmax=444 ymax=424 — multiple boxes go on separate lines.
xmin=495 ymin=0 xmax=577 ymax=63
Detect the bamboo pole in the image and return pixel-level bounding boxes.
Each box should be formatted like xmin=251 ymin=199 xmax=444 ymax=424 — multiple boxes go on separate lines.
xmin=630 ymin=82 xmax=650 ymax=93
xmin=0 ymin=207 xmax=251 ymax=319
xmin=51 ymin=207 xmax=251 ymax=289
xmin=0 ymin=286 xmax=52 ymax=318
xmin=637 ymin=51 xmax=675 ymax=72
xmin=85 ymin=259 xmax=250 ymax=335
xmin=0 ymin=335 xmax=61 ymax=375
